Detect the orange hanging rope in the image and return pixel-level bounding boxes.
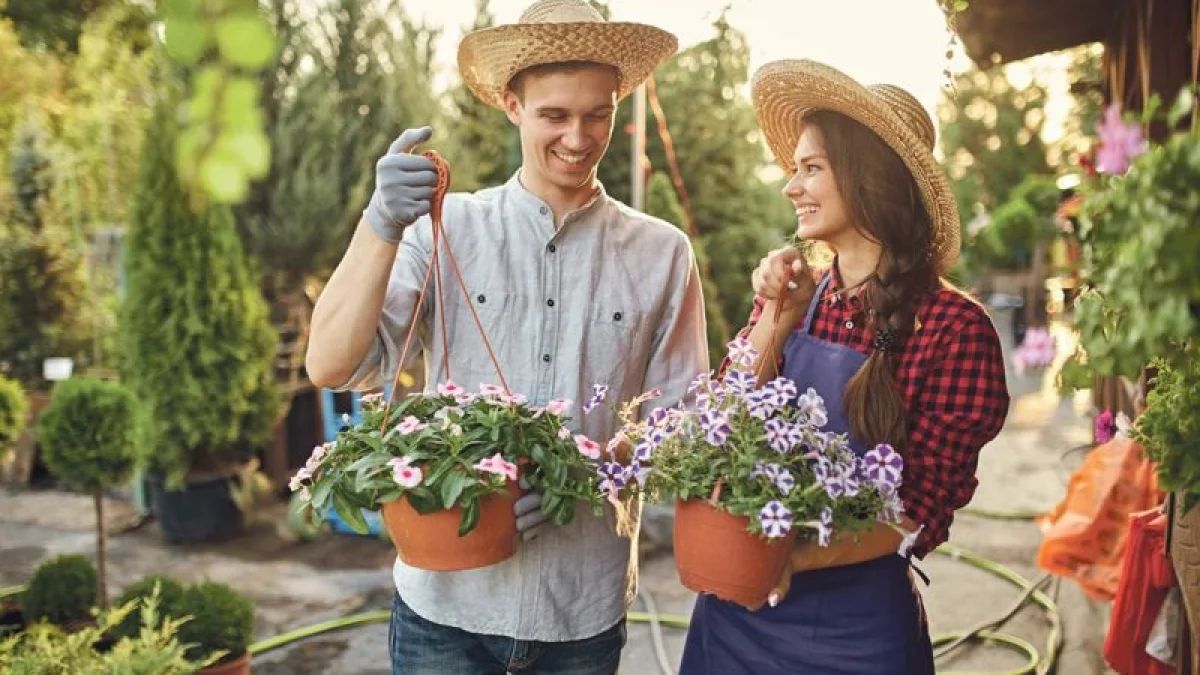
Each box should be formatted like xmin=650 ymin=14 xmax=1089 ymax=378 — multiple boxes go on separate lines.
xmin=380 ymin=151 xmax=512 ymax=435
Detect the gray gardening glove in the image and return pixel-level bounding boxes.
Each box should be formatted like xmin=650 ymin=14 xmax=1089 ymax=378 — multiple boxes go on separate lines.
xmin=363 ymin=126 xmax=439 ymax=243
xmin=515 ymin=475 xmax=552 ymax=543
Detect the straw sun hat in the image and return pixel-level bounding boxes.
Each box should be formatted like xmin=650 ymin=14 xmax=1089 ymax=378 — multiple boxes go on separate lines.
xmin=751 ymin=59 xmax=961 ymax=275
xmin=457 ymin=0 xmax=678 ymax=110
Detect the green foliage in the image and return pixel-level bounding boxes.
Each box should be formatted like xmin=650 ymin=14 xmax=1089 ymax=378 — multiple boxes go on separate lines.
xmin=1135 ymin=354 xmax=1200 ymax=510
xmin=0 ymin=374 xmax=27 ymax=460
xmin=296 ymin=389 xmax=606 ymax=537
xmin=21 ymin=555 xmax=97 ymax=626
xmin=159 ymin=0 xmax=277 ymax=204
xmin=8 ymin=117 xmax=52 ymax=229
xmin=234 ymin=0 xmax=443 ymax=289
xmin=36 ymin=376 xmax=141 ymax=493
xmin=119 ymin=99 xmax=281 ymax=485
xmin=972 ymin=174 xmax=1060 ymax=270
xmin=174 ymin=581 xmax=255 ymax=665
xmin=0 ymin=587 xmax=213 ymax=674
xmin=446 ymin=0 xmax=515 ymax=192
xmin=1064 ymin=131 xmax=1200 ymax=384
xmin=0 ymin=224 xmax=91 ymax=389
xmin=110 ymin=576 xmax=188 ymax=641
xmin=0 ymin=0 xmax=117 ymax=52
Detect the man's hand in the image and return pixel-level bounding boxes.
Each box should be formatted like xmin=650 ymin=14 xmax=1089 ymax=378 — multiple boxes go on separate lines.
xmin=750 ymin=246 xmax=816 ymax=312
xmin=514 ymin=476 xmax=551 ymax=542
xmin=363 ymin=126 xmax=440 ymax=243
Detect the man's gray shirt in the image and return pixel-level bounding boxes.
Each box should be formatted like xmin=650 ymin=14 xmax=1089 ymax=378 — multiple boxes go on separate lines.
xmin=340 ymin=172 xmax=709 ymax=641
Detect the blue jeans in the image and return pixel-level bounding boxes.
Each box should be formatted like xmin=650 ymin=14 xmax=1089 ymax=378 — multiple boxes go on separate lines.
xmin=388 ymin=592 xmax=626 ymax=675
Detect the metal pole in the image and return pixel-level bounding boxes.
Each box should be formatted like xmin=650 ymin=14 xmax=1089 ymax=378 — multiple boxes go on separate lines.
xmin=630 ymin=83 xmax=647 ymax=211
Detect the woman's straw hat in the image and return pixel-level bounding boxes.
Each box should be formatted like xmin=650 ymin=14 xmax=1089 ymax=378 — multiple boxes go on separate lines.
xmin=752 ymin=59 xmax=961 ymax=275
xmin=458 ymin=0 xmax=678 ymax=110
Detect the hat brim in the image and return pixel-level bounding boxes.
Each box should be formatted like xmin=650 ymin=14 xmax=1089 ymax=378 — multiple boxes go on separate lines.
xmin=751 ymin=59 xmax=961 ymax=275
xmin=458 ymin=22 xmax=678 ymax=110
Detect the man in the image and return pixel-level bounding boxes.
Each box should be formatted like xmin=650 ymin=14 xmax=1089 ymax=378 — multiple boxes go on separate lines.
xmin=305 ymin=1 xmax=708 ymax=672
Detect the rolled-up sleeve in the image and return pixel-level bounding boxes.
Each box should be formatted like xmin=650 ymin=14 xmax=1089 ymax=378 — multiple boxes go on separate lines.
xmin=902 ymin=313 xmax=1010 ymax=558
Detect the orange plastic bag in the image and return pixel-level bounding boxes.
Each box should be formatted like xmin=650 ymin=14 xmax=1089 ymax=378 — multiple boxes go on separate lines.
xmin=1036 ymin=436 xmax=1163 ymax=601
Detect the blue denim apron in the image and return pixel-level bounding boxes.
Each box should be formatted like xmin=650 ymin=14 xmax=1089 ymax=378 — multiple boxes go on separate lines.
xmin=679 ymin=274 xmax=935 ymax=674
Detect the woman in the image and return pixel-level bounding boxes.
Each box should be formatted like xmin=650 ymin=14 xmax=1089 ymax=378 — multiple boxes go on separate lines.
xmin=679 ymin=60 xmax=1011 ymax=674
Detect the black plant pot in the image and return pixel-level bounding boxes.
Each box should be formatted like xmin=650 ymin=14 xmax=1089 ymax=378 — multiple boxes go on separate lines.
xmin=0 ymin=598 xmax=23 ymax=637
xmin=146 ymin=473 xmax=245 ymax=544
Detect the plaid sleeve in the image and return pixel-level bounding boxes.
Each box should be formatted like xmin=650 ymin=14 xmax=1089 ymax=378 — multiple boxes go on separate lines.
xmin=901 ymin=309 xmax=1010 ymax=558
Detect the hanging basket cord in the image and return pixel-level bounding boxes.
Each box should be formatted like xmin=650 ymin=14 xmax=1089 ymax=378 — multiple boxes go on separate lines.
xmin=380 ymin=150 xmax=511 ymax=434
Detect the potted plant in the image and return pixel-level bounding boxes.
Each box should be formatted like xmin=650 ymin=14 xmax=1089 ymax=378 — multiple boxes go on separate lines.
xmin=607 ymin=338 xmax=908 ymax=610
xmin=119 ymin=97 xmax=282 ymax=543
xmin=291 ymin=383 xmax=608 ymax=571
xmin=174 ymin=581 xmax=255 ymax=675
xmin=36 ymin=376 xmax=142 ymax=608
xmin=0 ymin=374 xmax=27 ymax=465
xmin=20 ymin=555 xmax=98 ymax=629
xmin=109 ymin=575 xmax=188 ymax=642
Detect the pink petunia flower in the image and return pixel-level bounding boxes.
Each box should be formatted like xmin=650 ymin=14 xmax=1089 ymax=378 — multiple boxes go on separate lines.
xmin=575 ymin=434 xmax=601 ymax=460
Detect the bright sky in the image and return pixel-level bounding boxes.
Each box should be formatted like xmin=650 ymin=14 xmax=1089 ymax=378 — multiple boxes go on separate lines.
xmin=411 ymin=0 xmax=960 ymax=117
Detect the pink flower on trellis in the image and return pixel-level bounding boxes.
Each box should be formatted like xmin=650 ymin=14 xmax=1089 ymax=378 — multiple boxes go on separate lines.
xmin=1095 ymin=104 xmax=1148 ymax=175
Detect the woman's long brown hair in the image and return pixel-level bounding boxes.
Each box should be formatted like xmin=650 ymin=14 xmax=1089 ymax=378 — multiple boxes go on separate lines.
xmin=801 ymin=110 xmax=939 ymax=450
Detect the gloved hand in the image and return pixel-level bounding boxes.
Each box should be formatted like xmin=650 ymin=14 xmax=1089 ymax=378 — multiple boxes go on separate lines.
xmin=514 ymin=475 xmax=552 ymax=543
xmin=363 ymin=126 xmax=439 ymax=243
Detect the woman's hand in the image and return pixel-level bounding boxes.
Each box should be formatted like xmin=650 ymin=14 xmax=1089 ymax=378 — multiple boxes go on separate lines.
xmin=751 ymin=246 xmax=816 ymax=312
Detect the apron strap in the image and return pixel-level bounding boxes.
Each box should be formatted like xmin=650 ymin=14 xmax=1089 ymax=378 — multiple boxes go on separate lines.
xmin=800 ymin=273 xmax=832 ymax=333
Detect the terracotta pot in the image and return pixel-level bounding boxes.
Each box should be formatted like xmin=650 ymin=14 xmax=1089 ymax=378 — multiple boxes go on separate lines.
xmin=674 ymin=498 xmax=796 ymax=609
xmin=381 ymin=480 xmax=520 ymax=571
xmin=198 ymin=651 xmax=251 ymax=675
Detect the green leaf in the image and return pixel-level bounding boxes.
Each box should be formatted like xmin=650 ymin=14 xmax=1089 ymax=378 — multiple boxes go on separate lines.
xmin=215 ymin=15 xmax=277 ymax=70
xmin=221 ymin=76 xmax=262 ymax=129
xmin=165 ymin=17 xmax=208 ymax=65
xmin=440 ymin=471 xmax=470 ymax=509
xmin=310 ymin=479 xmax=333 ymax=509
xmin=333 ymin=490 xmax=369 ymax=535
xmin=458 ymin=499 xmax=480 ymax=536
xmin=1167 ymin=87 xmax=1195 ymax=129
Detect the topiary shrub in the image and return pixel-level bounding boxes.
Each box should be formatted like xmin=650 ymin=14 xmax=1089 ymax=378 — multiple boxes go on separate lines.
xmin=118 ymin=97 xmax=281 ymax=489
xmin=21 ymin=555 xmax=97 ymax=626
xmin=174 ymin=581 xmax=255 ymax=666
xmin=37 ymin=376 xmax=142 ymax=607
xmin=0 ymin=374 xmax=27 ymax=462
xmin=109 ymin=575 xmax=187 ymax=641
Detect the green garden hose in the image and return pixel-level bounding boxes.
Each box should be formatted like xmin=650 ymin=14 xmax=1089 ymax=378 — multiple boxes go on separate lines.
xmin=0 ymin=542 xmax=1062 ymax=675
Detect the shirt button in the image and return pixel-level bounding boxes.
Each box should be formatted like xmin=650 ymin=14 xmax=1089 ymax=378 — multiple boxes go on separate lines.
xmin=477 ymin=294 xmax=486 ymax=304
xmin=539 ymin=206 xmax=549 ymax=215
xmin=845 ymin=320 xmax=854 ymax=329
xmin=546 ymin=299 xmax=555 ymax=307
xmin=547 ymin=244 xmax=557 ymax=253
xmin=613 ymin=312 xmax=623 ymax=321
xmin=542 ymin=354 xmax=551 ymax=363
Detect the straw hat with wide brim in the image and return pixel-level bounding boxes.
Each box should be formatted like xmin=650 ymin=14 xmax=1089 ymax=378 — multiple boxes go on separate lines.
xmin=457 ymin=0 xmax=678 ymax=110
xmin=751 ymin=59 xmax=961 ymax=275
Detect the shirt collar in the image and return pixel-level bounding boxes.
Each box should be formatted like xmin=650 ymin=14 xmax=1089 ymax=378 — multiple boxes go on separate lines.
xmin=504 ymin=170 xmax=608 ymax=223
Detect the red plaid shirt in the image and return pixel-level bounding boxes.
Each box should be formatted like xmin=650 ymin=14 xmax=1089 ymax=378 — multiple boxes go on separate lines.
xmin=735 ymin=268 xmax=1010 ymax=558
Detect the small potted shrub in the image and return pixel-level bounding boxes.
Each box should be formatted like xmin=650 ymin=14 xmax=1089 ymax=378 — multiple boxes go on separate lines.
xmin=606 ymin=338 xmax=909 ymax=610
xmin=291 ymin=383 xmax=608 ymax=571
xmin=109 ymin=575 xmax=187 ymax=642
xmin=0 ymin=374 xmax=27 ymax=464
xmin=21 ymin=554 xmax=98 ymax=628
xmin=174 ymin=581 xmax=255 ymax=675
xmin=37 ymin=376 xmax=142 ymax=607
xmin=0 ymin=585 xmax=214 ymax=673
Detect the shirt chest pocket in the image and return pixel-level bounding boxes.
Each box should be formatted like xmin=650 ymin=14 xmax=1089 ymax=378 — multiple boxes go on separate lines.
xmin=583 ymin=304 xmax=649 ymax=390
xmin=440 ymin=289 xmax=518 ymax=380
